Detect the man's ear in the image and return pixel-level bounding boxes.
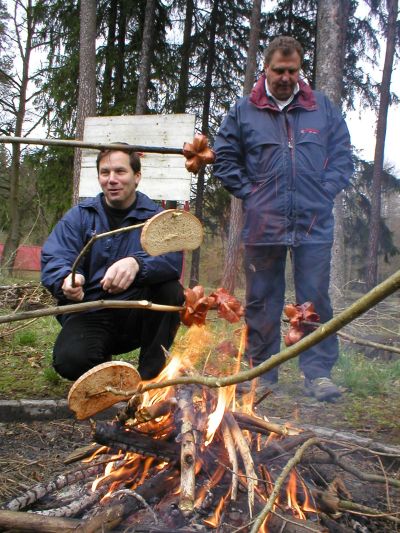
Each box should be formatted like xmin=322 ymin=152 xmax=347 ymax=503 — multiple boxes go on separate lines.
xmin=135 ymin=171 xmax=142 ymax=187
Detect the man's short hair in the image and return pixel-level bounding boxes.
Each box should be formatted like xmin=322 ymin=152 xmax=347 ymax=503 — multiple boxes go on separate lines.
xmin=96 ymin=143 xmax=141 ymax=174
xmin=264 ymin=36 xmax=304 ymax=65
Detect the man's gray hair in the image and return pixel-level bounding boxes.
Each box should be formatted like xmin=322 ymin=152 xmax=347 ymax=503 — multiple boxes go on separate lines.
xmin=264 ymin=36 xmax=304 ymax=65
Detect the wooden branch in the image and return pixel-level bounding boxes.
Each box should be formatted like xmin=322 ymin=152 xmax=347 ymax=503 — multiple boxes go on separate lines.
xmin=221 ymin=418 xmax=239 ymax=501
xmin=177 ymin=388 xmax=197 ymax=515
xmin=0 ymin=510 xmax=83 ymax=532
xmin=31 ymin=485 xmax=110 ymax=517
xmin=315 ymin=443 xmax=400 ymax=488
xmin=232 ymin=412 xmax=300 ymax=437
xmin=338 ymin=499 xmax=400 ymax=525
xmin=0 ymin=299 xmax=184 ymax=324
xmin=224 ymin=411 xmax=257 ymax=517
xmin=71 ymin=223 xmax=145 ymax=286
xmin=0 ymin=135 xmax=184 ymax=154
xmin=250 ymin=437 xmax=320 ymax=533
xmin=4 ymin=464 xmax=104 ymax=511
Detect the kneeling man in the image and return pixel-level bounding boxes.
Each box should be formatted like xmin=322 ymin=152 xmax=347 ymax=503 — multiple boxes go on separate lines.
xmin=41 ymin=146 xmax=184 ymax=381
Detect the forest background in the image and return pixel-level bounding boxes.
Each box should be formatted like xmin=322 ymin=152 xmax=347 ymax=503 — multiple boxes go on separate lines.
xmin=0 ymin=0 xmax=399 ymax=296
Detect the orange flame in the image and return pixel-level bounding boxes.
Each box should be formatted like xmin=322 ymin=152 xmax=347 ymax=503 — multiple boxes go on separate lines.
xmin=205 ymin=386 xmax=234 ymax=446
xmin=203 ymin=487 xmax=231 ymax=528
xmin=286 ymin=471 xmax=306 ymax=519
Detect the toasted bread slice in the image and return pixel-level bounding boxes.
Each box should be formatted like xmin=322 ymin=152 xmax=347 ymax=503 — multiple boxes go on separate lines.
xmin=140 ymin=209 xmax=203 ymax=256
xmin=68 ymin=361 xmax=141 ymax=420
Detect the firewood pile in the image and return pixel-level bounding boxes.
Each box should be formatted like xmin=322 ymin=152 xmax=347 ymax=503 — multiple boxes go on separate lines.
xmin=0 ymin=341 xmax=399 ymax=533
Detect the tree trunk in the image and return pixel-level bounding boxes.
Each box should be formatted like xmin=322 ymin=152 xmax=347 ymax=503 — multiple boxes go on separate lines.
xmin=135 ymin=0 xmax=156 ymax=114
xmin=1 ymin=0 xmax=34 ymax=274
xmin=173 ymin=0 xmax=194 ymax=114
xmin=315 ymin=0 xmax=349 ymax=307
xmin=72 ymin=0 xmax=97 ymax=205
xmin=221 ymin=0 xmax=262 ymax=293
xmin=101 ymin=0 xmax=118 ymax=114
xmin=366 ymin=0 xmax=398 ymax=290
xmin=114 ymin=0 xmax=127 ymax=106
xmin=189 ymin=0 xmax=219 ymax=287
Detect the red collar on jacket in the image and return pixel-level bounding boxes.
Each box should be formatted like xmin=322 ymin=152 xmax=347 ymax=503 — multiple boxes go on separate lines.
xmin=249 ymin=74 xmax=317 ymax=111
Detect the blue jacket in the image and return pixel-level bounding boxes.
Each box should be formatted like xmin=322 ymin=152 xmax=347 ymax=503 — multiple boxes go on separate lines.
xmin=41 ymin=192 xmax=183 ymax=304
xmin=214 ymin=75 xmax=353 ymax=246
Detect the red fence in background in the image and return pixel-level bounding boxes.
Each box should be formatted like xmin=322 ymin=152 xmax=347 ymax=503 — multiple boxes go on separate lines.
xmin=0 ymin=244 xmax=41 ymax=271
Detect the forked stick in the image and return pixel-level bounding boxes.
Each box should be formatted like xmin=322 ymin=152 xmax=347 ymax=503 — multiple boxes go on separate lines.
xmin=71 ymin=209 xmax=203 ymax=286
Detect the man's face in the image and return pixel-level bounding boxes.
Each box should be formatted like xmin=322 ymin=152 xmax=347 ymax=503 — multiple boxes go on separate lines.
xmin=264 ymin=50 xmax=301 ymax=100
xmin=98 ymin=151 xmax=141 ymax=209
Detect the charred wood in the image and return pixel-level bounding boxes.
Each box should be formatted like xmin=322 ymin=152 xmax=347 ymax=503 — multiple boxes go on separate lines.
xmin=92 ymin=420 xmax=179 ymax=461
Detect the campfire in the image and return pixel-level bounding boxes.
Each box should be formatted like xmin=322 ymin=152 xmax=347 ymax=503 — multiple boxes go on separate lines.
xmin=0 ymin=324 xmax=399 ymax=533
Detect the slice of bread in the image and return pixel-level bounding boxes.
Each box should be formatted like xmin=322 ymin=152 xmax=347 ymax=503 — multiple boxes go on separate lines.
xmin=140 ymin=209 xmax=204 ymax=256
xmin=68 ymin=361 xmax=141 ymax=420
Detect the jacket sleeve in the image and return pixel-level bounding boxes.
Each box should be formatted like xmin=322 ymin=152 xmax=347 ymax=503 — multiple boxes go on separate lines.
xmin=41 ymin=208 xmax=86 ymax=301
xmin=132 ymin=250 xmax=183 ymax=286
xmin=323 ymin=100 xmax=354 ymax=199
xmin=213 ymin=102 xmax=253 ymax=200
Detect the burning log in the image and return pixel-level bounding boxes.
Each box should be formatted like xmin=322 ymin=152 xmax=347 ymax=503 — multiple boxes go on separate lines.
xmin=92 ymin=420 xmax=180 ymax=462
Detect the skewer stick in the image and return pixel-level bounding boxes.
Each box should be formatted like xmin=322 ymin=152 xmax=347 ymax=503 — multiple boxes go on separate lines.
xmin=0 ymin=136 xmax=184 ymax=154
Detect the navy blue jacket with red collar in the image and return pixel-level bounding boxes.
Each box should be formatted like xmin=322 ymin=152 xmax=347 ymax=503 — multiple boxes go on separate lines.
xmin=41 ymin=192 xmax=182 ymax=306
xmin=214 ymin=75 xmax=353 ymax=246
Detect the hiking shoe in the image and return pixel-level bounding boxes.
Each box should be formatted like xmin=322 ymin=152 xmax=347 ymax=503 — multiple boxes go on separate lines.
xmin=304 ymin=377 xmax=341 ymax=402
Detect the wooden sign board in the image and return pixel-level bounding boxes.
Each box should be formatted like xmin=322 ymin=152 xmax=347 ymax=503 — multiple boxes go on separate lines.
xmin=79 ymin=114 xmax=196 ymax=202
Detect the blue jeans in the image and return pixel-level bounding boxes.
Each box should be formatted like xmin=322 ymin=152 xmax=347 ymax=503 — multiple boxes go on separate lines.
xmin=244 ymin=244 xmax=338 ymax=382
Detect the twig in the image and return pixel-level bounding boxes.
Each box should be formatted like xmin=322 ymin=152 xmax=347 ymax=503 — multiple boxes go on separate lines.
xmin=315 ymin=443 xmax=400 ymax=488
xmin=250 ymin=437 xmax=319 ymax=533
xmin=338 ymin=500 xmax=400 ymax=524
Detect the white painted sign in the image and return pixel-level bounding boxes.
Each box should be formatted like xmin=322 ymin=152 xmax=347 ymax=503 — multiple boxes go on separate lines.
xmin=79 ymin=114 xmax=196 ymax=201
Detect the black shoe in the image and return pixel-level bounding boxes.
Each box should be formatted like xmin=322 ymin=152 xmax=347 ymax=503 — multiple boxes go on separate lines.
xmin=304 ymin=377 xmax=341 ymax=402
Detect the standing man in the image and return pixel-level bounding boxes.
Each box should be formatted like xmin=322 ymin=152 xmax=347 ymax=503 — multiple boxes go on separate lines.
xmin=42 ymin=146 xmax=184 ymax=382
xmin=214 ymin=36 xmax=353 ymax=401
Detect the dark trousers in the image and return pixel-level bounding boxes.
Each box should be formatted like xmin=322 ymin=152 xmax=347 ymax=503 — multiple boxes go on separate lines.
xmin=244 ymin=244 xmax=338 ymax=382
xmin=53 ymin=280 xmax=184 ymax=381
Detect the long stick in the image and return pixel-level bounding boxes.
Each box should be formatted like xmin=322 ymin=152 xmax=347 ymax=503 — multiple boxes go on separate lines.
xmin=107 ymin=268 xmax=400 ymax=394
xmin=0 ymin=136 xmax=183 ymax=155
xmin=0 ymin=300 xmax=184 ymax=324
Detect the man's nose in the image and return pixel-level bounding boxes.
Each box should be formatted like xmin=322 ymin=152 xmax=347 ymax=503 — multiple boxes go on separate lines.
xmin=108 ymin=171 xmax=118 ymax=183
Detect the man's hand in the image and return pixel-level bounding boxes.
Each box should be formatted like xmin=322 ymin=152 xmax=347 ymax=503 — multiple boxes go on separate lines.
xmin=62 ymin=273 xmax=86 ymax=302
xmin=101 ymin=257 xmax=140 ymax=294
